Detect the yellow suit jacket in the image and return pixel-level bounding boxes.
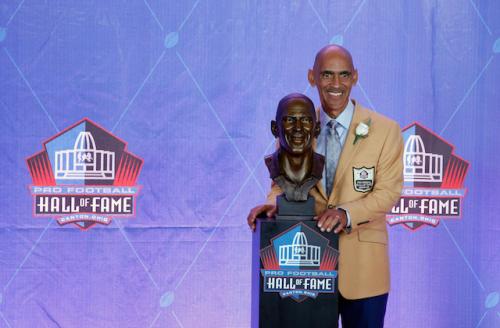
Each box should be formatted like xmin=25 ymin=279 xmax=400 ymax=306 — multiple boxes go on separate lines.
xmin=266 ymin=100 xmax=404 ymax=300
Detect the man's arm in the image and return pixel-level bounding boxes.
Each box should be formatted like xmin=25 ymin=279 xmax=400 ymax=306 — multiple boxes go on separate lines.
xmin=246 ymin=182 xmax=281 ymax=231
xmin=338 ymin=120 xmax=404 ymax=229
xmin=265 ymin=181 xmax=282 ymax=205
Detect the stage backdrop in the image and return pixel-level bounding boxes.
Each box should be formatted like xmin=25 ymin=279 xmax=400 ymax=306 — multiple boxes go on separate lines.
xmin=1 ymin=1 xmax=500 ymax=327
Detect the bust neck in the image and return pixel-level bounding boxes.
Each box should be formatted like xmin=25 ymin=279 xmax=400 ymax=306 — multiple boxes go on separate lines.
xmin=279 ymin=150 xmax=313 ymax=184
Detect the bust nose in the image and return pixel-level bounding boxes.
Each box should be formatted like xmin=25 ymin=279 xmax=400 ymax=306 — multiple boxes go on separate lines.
xmin=293 ymin=119 xmax=303 ymax=130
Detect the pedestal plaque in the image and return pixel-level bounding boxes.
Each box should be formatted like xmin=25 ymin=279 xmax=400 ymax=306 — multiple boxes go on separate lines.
xmin=251 ymin=216 xmax=339 ymax=328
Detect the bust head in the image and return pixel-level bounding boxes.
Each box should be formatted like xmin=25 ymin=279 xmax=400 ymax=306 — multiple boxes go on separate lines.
xmin=271 ymin=93 xmax=320 ymax=156
xmin=266 ymin=93 xmax=324 ymax=202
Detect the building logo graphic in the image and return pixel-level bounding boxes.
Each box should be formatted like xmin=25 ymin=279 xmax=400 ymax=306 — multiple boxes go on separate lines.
xmin=27 ymin=118 xmax=143 ymax=230
xmin=279 ymin=231 xmax=321 ymax=266
xmin=260 ymin=223 xmax=338 ymax=302
xmin=55 ymin=131 xmax=115 ymax=180
xmin=352 ymin=166 xmax=375 ymax=193
xmin=387 ymin=122 xmax=469 ymax=231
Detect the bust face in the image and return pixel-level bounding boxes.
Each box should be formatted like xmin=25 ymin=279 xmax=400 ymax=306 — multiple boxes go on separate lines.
xmin=272 ymin=98 xmax=319 ymax=156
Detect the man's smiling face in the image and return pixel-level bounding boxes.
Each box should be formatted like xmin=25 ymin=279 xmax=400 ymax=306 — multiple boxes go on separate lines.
xmin=308 ymin=46 xmax=358 ymax=118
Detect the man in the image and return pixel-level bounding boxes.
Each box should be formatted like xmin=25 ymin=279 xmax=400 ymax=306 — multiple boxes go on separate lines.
xmin=248 ymin=45 xmax=404 ymax=327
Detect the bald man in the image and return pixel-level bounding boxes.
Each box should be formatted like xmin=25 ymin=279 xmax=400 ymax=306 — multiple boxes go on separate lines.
xmin=248 ymin=45 xmax=404 ymax=327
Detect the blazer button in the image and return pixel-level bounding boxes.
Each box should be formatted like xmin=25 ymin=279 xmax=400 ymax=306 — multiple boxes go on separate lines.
xmin=327 ymin=204 xmax=334 ymax=209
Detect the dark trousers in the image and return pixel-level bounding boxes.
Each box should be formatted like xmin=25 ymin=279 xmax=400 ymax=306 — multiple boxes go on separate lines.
xmin=339 ymin=293 xmax=388 ymax=328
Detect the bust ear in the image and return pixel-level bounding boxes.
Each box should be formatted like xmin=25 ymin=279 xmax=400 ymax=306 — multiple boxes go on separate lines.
xmin=271 ymin=120 xmax=279 ymax=138
xmin=314 ymin=122 xmax=321 ymax=138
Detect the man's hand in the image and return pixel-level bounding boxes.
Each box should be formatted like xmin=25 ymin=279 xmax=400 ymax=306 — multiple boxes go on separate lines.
xmin=314 ymin=208 xmax=347 ymax=233
xmin=247 ymin=204 xmax=277 ymax=231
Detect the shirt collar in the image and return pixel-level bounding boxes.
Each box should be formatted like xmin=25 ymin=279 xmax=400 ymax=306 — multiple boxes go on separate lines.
xmin=320 ymin=99 xmax=355 ymax=133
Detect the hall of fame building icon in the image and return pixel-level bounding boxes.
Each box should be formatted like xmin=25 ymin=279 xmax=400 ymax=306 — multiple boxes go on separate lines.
xmin=55 ymin=131 xmax=115 ymax=180
xmin=26 ymin=118 xmax=143 ymax=230
xmin=260 ymin=223 xmax=339 ymax=301
xmin=388 ymin=122 xmax=469 ymax=231
xmin=279 ymin=232 xmax=321 ymax=267
xmin=404 ymin=135 xmax=443 ymax=183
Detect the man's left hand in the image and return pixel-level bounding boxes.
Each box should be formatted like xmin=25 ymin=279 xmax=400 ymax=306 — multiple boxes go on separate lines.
xmin=314 ymin=208 xmax=347 ymax=234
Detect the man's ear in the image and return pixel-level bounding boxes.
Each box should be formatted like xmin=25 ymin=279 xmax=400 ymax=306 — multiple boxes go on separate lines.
xmin=314 ymin=122 xmax=321 ymax=138
xmin=307 ymin=69 xmax=316 ymax=87
xmin=352 ymin=68 xmax=358 ymax=85
xmin=271 ymin=121 xmax=278 ymax=138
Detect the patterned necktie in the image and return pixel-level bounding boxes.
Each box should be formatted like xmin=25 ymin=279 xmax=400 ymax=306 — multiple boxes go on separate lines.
xmin=325 ymin=120 xmax=342 ymax=196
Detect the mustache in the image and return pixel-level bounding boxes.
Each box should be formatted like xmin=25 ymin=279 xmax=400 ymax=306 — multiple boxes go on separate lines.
xmin=289 ymin=132 xmax=309 ymax=138
xmin=285 ymin=133 xmax=311 ymax=142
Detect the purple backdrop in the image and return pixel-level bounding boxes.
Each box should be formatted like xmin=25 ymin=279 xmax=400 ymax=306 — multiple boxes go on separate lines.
xmin=1 ymin=0 xmax=500 ymax=327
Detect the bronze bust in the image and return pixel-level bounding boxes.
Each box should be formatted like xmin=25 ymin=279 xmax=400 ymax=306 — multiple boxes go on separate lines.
xmin=265 ymin=93 xmax=324 ymax=202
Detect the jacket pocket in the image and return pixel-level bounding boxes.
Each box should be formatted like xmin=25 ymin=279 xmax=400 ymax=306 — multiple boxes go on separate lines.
xmin=357 ymin=228 xmax=388 ymax=245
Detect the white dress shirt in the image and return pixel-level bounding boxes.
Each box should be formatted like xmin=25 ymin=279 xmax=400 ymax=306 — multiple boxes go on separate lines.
xmin=315 ymin=100 xmax=355 ymax=228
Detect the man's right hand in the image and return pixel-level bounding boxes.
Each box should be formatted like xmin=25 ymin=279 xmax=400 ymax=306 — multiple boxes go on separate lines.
xmin=247 ymin=204 xmax=277 ymax=231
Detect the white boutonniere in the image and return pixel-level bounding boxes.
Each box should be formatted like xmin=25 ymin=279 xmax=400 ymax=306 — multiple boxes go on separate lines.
xmin=353 ymin=118 xmax=371 ymax=145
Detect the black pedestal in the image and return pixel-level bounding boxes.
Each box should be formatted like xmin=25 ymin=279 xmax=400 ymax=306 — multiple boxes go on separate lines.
xmin=251 ymin=219 xmax=339 ymax=328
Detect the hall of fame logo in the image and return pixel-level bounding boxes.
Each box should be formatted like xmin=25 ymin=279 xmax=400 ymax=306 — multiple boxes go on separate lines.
xmin=27 ymin=118 xmax=143 ymax=230
xmin=387 ymin=122 xmax=469 ymax=231
xmin=260 ymin=223 xmax=338 ymax=302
